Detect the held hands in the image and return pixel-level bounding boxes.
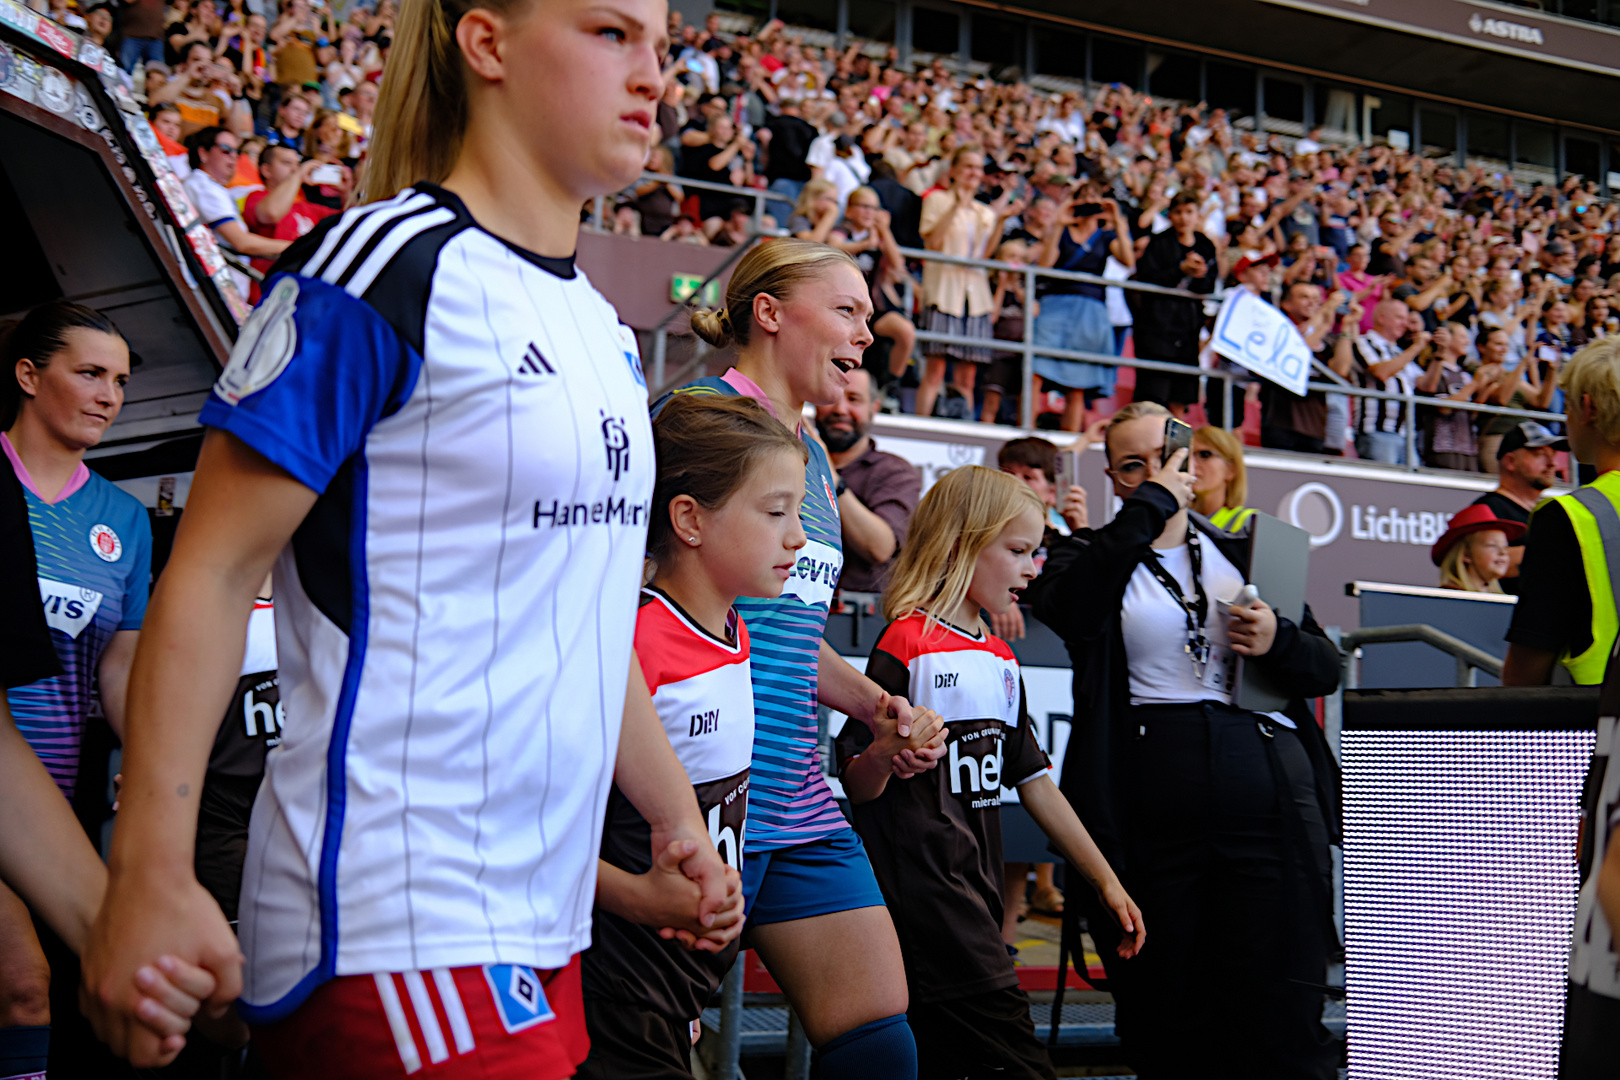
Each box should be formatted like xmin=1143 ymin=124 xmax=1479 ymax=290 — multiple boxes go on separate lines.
xmin=870 ymin=694 xmax=947 ymax=779
xmin=81 ymin=869 xmax=245 ymax=1068
xmin=1146 ymin=448 xmax=1195 ymax=509
xmin=1227 ymin=598 xmax=1277 ymax=656
xmin=637 ymin=839 xmax=746 ymax=953
xmin=1079 ymin=415 xmax=1110 ymax=450
xmin=1180 ymin=251 xmax=1208 ymax=278
xmin=118 ymin=956 xmax=225 ymax=1062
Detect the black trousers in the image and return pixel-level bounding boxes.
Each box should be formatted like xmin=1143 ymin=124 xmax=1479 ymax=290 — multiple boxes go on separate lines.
xmin=1131 ymin=340 xmax=1201 ymax=409
xmin=1084 ymin=702 xmax=1337 ymax=1080
xmin=1559 ymin=982 xmax=1620 ymax=1079
xmin=1260 ymin=426 xmax=1327 ymax=456
xmin=908 ymin=984 xmax=1057 ymax=1080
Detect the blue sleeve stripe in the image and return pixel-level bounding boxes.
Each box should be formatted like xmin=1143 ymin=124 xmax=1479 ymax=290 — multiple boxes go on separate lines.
xmin=202 ymin=274 xmax=420 ymax=493
xmin=199 ymin=397 xmax=341 ymax=494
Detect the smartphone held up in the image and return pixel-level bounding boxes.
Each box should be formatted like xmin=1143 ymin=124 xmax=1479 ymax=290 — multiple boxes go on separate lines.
xmin=1161 ymin=418 xmax=1193 ymax=470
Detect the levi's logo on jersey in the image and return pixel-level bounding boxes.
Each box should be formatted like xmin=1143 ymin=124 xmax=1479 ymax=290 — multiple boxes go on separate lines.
xmin=38 ymin=577 xmax=103 ymax=639
xmin=516 ymin=342 xmax=555 ymax=376
xmin=782 ymin=538 xmax=842 ymax=609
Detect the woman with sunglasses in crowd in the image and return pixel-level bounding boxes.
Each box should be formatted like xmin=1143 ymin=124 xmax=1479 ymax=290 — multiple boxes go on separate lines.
xmin=1028 ymin=401 xmax=1341 ymax=1080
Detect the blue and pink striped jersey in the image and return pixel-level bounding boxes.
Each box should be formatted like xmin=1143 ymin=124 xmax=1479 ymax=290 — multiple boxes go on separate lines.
xmin=4 ymin=433 xmax=151 ymax=798
xmin=665 ymin=373 xmax=850 ymax=851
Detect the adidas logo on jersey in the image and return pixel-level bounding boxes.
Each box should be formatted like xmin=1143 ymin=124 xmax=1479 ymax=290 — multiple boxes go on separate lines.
xmin=517 ymin=342 xmax=555 ymax=376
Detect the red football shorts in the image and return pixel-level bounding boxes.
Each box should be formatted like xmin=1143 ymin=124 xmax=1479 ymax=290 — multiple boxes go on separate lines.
xmin=250 ymin=956 xmax=588 ymax=1079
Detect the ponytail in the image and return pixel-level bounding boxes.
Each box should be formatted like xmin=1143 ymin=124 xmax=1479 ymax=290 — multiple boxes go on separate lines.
xmin=1 ymin=301 xmax=122 ymax=430
xmin=689 ymin=238 xmax=858 ymax=350
xmin=363 ymin=0 xmax=522 ymax=203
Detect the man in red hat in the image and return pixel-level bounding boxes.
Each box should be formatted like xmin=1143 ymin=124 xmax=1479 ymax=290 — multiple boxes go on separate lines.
xmin=1467 ymin=420 xmax=1567 ymax=595
xmin=1232 ymin=253 xmax=1278 ymax=298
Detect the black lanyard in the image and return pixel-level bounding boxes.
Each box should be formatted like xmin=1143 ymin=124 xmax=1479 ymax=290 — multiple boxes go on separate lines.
xmin=1145 ymin=528 xmax=1211 ymax=676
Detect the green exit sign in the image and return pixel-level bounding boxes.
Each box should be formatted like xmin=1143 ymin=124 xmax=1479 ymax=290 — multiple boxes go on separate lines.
xmin=672 ymin=273 xmax=720 ymax=307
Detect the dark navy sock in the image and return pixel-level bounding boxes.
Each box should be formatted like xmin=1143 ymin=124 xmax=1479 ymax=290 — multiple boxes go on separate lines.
xmin=0 ymin=1024 xmax=48 ymax=1079
xmin=814 ymin=1013 xmax=916 ymax=1080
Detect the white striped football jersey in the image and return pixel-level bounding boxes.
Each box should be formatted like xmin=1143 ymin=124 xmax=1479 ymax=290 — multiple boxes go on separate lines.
xmin=198 ymin=183 xmax=654 ymax=1021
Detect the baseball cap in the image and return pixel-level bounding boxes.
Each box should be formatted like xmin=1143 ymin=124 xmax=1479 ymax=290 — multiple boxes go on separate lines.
xmin=1496 ymin=420 xmax=1569 ymax=461
xmin=1232 ymin=253 xmax=1279 ymax=279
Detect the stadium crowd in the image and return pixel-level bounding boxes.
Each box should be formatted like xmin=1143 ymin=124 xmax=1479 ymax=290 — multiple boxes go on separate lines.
xmin=628 ymin=15 xmax=1620 ymax=467
xmin=27 ymin=0 xmax=1618 ymax=466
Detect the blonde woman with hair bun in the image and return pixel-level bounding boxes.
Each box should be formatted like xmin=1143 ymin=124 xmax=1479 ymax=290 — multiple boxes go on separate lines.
xmin=85 ymin=0 xmax=742 ymax=1073
xmin=665 ymin=237 xmax=944 ymax=1074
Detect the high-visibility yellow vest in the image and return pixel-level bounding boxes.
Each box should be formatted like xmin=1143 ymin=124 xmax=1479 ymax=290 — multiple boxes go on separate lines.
xmin=1210 ymin=505 xmax=1257 ymax=531
xmin=1548 ymin=470 xmax=1620 ymax=684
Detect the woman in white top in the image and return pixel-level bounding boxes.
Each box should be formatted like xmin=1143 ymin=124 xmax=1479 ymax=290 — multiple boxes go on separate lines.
xmin=1028 ymin=401 xmax=1342 ymax=1080
xmin=914 ymin=147 xmax=1022 ymax=419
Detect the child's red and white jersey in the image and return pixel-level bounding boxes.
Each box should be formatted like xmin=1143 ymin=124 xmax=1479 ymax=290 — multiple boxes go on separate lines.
xmin=635 ymin=588 xmax=754 ymax=811
xmin=835 ymin=611 xmax=1049 ymax=1003
xmin=584 ymin=588 xmax=753 ymax=1020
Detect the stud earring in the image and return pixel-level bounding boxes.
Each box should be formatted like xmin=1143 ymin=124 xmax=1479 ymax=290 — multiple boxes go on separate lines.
xmin=688 ymin=536 xmax=698 ymax=544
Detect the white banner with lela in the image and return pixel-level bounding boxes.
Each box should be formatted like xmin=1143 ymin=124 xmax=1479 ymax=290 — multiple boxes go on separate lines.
xmin=1211 ymin=288 xmax=1313 ymax=396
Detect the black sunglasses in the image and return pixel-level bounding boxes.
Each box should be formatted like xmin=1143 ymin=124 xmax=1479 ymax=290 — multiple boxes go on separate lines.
xmin=211 ymin=142 xmax=241 ymax=154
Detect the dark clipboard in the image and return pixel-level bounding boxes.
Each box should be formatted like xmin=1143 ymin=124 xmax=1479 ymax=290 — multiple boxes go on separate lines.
xmin=1234 ymin=512 xmax=1311 ymax=713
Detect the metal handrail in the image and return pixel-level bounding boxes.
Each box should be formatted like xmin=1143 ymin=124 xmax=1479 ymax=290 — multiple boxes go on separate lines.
xmin=591 ymin=170 xmax=791 ymax=239
xmin=647 ymin=235 xmax=769 ymax=394
xmin=629 ymin=170 xmax=1568 ymax=465
xmin=1341 ymin=623 xmax=1505 ymax=688
xmin=890 ymin=241 xmax=1204 ymax=299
